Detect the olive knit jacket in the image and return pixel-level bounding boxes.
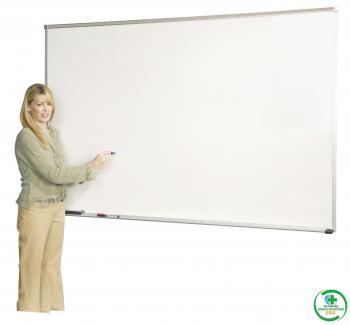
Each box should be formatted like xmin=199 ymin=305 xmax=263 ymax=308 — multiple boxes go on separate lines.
xmin=14 ymin=125 xmax=94 ymax=209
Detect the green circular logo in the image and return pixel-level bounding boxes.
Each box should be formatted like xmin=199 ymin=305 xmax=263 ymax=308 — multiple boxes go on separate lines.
xmin=314 ymin=289 xmax=347 ymax=321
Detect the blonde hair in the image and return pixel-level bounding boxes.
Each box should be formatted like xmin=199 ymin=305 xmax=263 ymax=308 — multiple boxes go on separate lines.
xmin=19 ymin=83 xmax=56 ymax=150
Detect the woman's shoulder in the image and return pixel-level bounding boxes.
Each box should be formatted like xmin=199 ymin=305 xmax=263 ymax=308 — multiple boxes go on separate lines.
xmin=16 ymin=126 xmax=61 ymax=147
xmin=15 ymin=128 xmax=36 ymax=150
xmin=16 ymin=127 xmax=32 ymax=139
xmin=17 ymin=126 xmax=59 ymax=137
xmin=16 ymin=127 xmax=37 ymax=139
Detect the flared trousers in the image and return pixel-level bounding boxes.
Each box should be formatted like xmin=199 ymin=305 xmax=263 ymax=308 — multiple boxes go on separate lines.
xmin=16 ymin=200 xmax=65 ymax=312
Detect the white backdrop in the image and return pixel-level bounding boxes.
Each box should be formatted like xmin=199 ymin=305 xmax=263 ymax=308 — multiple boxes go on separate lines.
xmin=1 ymin=1 xmax=349 ymax=325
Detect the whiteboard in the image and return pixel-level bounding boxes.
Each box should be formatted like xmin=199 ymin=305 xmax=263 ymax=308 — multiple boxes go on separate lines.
xmin=45 ymin=7 xmax=337 ymax=233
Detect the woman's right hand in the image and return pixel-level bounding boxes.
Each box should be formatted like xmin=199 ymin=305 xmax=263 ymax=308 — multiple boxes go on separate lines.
xmin=88 ymin=151 xmax=112 ymax=171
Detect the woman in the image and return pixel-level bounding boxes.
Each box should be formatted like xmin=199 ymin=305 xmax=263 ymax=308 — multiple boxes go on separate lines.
xmin=14 ymin=83 xmax=111 ymax=312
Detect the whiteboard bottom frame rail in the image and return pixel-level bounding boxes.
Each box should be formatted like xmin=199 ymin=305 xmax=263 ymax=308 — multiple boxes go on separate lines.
xmin=65 ymin=211 xmax=334 ymax=234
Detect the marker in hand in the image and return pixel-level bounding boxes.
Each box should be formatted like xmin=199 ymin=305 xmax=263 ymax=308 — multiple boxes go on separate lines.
xmin=110 ymin=151 xmax=117 ymax=155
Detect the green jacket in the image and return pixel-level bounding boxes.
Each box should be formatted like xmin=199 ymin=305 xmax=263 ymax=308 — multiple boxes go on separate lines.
xmin=15 ymin=125 xmax=94 ymax=209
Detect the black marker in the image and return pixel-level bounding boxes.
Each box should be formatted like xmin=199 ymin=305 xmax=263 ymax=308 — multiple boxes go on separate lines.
xmin=110 ymin=151 xmax=117 ymax=155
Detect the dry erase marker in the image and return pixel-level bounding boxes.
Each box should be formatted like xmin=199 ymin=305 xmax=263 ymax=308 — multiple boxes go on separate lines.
xmin=110 ymin=151 xmax=117 ymax=155
xmin=97 ymin=213 xmax=107 ymax=217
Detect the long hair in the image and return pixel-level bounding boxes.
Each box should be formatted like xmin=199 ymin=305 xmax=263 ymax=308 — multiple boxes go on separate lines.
xmin=19 ymin=83 xmax=56 ymax=150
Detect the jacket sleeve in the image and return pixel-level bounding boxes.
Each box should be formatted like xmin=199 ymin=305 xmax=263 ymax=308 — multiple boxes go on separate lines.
xmin=15 ymin=131 xmax=95 ymax=185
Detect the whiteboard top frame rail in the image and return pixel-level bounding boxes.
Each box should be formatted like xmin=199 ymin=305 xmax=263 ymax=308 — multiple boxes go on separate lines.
xmin=44 ymin=7 xmax=337 ymax=30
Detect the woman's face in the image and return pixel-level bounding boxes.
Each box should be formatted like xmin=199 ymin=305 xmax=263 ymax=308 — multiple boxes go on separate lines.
xmin=29 ymin=94 xmax=53 ymax=128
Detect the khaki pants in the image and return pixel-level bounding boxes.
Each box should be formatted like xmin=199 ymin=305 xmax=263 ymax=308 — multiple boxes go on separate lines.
xmin=16 ymin=201 xmax=65 ymax=312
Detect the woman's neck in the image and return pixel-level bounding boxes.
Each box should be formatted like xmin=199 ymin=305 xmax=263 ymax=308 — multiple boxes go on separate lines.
xmin=35 ymin=122 xmax=49 ymax=131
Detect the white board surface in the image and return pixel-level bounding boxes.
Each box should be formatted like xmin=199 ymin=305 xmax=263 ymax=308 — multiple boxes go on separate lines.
xmin=45 ymin=8 xmax=337 ymax=232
